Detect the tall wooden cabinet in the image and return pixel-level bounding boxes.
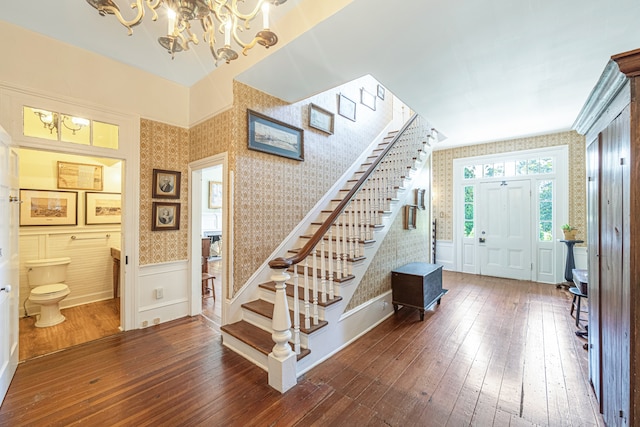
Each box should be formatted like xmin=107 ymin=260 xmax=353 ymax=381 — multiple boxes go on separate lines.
xmin=574 ymin=48 xmax=640 ymax=427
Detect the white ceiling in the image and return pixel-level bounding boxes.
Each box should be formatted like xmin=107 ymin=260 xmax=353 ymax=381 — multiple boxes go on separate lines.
xmin=3 ymin=0 xmax=640 ymax=149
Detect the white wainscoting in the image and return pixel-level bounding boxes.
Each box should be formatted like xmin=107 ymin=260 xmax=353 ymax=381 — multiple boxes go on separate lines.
xmin=138 ymin=260 xmax=190 ymax=328
xmin=435 ymin=240 xmax=454 ymax=270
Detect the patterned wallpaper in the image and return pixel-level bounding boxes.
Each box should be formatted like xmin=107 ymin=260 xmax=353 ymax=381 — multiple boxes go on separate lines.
xmin=139 ymin=119 xmax=190 ymax=265
xmin=228 ymin=78 xmax=393 ymax=292
xmin=347 ymin=162 xmax=432 ymax=310
xmin=432 ymin=130 xmax=586 ymax=244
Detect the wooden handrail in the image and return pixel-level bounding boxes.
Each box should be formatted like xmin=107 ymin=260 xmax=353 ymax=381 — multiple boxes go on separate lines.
xmin=268 ymin=114 xmax=421 ymax=270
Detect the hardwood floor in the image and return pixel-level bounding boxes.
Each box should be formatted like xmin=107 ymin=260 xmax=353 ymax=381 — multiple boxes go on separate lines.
xmin=19 ymin=298 xmax=121 ymax=361
xmin=1 ymin=272 xmax=604 ymax=426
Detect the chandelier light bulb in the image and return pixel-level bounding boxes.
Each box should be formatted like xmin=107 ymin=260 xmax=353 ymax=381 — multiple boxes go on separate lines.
xmin=86 ymin=0 xmax=287 ymax=65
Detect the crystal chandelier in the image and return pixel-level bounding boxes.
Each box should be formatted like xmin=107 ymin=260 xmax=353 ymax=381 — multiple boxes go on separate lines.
xmin=86 ymin=0 xmax=286 ymax=65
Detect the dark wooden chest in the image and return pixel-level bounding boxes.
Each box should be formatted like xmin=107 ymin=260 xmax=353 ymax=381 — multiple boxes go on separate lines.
xmin=391 ymin=262 xmax=447 ymax=321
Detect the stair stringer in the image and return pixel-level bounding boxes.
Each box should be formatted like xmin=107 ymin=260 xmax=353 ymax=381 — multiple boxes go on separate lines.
xmin=293 ymin=148 xmax=432 ymax=375
xmin=224 ymin=120 xmax=398 ymax=327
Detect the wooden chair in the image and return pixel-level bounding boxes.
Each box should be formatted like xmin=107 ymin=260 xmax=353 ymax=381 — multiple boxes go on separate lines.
xmin=201 ymin=256 xmax=215 ymax=300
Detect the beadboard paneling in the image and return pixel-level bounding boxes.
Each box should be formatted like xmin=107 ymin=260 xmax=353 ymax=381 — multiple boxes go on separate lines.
xmin=19 ymin=231 xmax=120 ymax=316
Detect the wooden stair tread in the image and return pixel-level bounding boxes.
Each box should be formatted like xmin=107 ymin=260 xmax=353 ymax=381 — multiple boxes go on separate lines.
xmin=286 ymin=265 xmax=355 ymax=283
xmin=300 ymin=234 xmax=375 ymax=245
xmin=242 ymin=300 xmax=329 ymax=334
xmin=221 ymin=321 xmax=310 ymax=361
xmin=287 ymin=248 xmax=365 ymax=263
xmin=259 ymin=281 xmax=343 ymax=307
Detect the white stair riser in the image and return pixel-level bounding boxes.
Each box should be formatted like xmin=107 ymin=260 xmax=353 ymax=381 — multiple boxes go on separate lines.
xmin=221 ymin=333 xmax=268 ymax=371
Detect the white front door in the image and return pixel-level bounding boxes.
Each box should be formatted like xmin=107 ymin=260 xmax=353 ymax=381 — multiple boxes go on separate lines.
xmin=0 ymin=126 xmax=19 ymax=404
xmin=478 ymin=180 xmax=532 ymax=280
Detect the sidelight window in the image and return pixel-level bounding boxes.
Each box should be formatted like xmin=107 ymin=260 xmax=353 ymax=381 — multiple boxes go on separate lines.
xmin=463 ymin=185 xmax=474 ymax=237
xmin=538 ymin=180 xmax=553 ymax=241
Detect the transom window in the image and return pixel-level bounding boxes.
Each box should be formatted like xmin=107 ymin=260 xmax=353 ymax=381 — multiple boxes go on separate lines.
xmin=463 ymin=157 xmax=554 ymax=180
xmin=23 ymin=106 xmax=119 ymax=150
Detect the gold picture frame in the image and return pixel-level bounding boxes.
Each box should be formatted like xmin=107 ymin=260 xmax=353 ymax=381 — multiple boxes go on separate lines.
xmin=309 ymin=103 xmax=335 ymax=135
xmin=404 ymin=205 xmax=417 ymax=230
xmin=19 ymin=189 xmax=78 ymax=226
xmin=209 ymin=181 xmax=222 ymax=209
xmin=86 ymin=192 xmax=121 ymax=225
xmin=57 ymin=161 xmax=103 ymax=191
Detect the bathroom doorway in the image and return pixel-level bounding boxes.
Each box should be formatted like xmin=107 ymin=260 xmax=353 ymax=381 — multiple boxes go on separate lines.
xmin=17 ymin=149 xmax=123 ymax=360
xmin=189 ymin=154 xmax=227 ymax=327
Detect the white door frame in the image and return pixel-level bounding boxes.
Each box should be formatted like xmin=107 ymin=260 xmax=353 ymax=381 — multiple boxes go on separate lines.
xmin=0 ymin=85 xmax=140 ymax=331
xmin=0 ymin=126 xmax=18 ymax=405
xmin=453 ymin=145 xmax=568 ymax=283
xmin=188 ymin=153 xmax=229 ymax=324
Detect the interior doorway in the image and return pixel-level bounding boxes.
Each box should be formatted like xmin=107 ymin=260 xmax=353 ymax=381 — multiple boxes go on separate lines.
xmin=189 ymin=154 xmax=227 ymax=327
xmin=17 ymin=148 xmax=123 ymax=360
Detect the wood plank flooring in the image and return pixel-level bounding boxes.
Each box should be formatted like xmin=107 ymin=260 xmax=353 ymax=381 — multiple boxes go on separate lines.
xmin=19 ymin=298 xmax=121 ymax=361
xmin=1 ymin=271 xmax=604 ymax=426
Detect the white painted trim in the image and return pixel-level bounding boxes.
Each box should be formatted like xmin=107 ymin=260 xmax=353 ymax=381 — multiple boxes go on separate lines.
xmin=452 ymin=145 xmax=568 ymax=283
xmin=223 ymin=120 xmax=399 ymax=326
xmin=434 ymin=241 xmax=455 ymax=271
xmin=574 ymin=246 xmax=588 ymax=270
xmin=0 ymin=83 xmax=140 ymax=332
xmin=188 ymin=153 xmax=228 ymax=325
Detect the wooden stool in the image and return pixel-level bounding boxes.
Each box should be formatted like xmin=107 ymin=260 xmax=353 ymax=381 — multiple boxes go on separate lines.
xmin=202 ymin=273 xmax=215 ymax=301
xmin=569 ymin=287 xmax=587 ymax=327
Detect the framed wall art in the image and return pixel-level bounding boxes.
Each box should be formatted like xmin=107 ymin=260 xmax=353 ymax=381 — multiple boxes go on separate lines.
xmin=19 ymin=189 xmax=78 ymax=226
xmin=209 ymin=181 xmax=222 ymax=209
xmin=415 ymin=188 xmax=426 ymax=210
xmin=338 ymin=93 xmax=356 ymax=122
xmin=86 ymin=192 xmax=121 ymax=225
xmin=152 ymin=202 xmax=180 ymax=231
xmin=308 ymin=103 xmax=334 ymax=135
xmin=57 ymin=161 xmax=103 ymax=191
xmin=404 ymin=204 xmax=417 ymax=230
xmin=152 ymin=169 xmax=181 ymax=199
xmin=377 ymin=84 xmax=385 ymax=100
xmin=361 ymin=87 xmax=376 ymax=111
xmin=247 ymin=110 xmax=304 ymax=161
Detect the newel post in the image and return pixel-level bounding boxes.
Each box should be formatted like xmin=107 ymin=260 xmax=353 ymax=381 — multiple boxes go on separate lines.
xmin=267 ymin=258 xmax=297 ymax=393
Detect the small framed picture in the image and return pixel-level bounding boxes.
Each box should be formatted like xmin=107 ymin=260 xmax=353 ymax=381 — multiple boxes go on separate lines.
xmin=377 ymin=84 xmax=385 ymax=100
xmin=308 ymin=103 xmax=334 ymax=135
xmin=152 ymin=202 xmax=180 ymax=231
xmin=338 ymin=93 xmax=356 ymax=122
xmin=361 ymin=88 xmax=376 ymax=111
xmin=152 ymin=169 xmax=181 ymax=199
xmin=209 ymin=181 xmax=222 ymax=209
xmin=57 ymin=161 xmax=103 ymax=191
xmin=404 ymin=205 xmax=417 ymax=230
xmin=86 ymin=192 xmax=121 ymax=225
xmin=247 ymin=110 xmax=304 ymax=161
xmin=415 ymin=188 xmax=426 ymax=210
xmin=20 ymin=189 xmax=78 ymax=226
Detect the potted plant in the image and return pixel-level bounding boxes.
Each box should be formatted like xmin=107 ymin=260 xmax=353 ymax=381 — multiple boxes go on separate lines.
xmin=561 ymin=224 xmax=577 ymax=240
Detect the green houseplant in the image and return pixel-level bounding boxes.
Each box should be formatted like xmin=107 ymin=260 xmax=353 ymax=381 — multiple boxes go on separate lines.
xmin=561 ymin=223 xmax=577 ymax=240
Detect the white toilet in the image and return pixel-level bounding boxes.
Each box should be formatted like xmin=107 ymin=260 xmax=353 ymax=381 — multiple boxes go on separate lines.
xmin=25 ymin=257 xmax=71 ymax=327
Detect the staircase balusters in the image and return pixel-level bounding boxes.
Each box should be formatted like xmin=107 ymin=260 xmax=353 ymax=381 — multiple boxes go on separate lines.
xmin=313 ymin=247 xmax=319 ymax=325
xmin=304 ymin=257 xmax=310 ymax=330
xmin=320 ymin=239 xmax=327 ymax=304
xmin=328 ymin=227 xmax=334 ymax=300
xmin=335 ymin=218 xmax=342 ymax=282
xmin=293 ymin=268 xmax=300 ymax=355
xmin=343 ymin=211 xmax=349 ymax=277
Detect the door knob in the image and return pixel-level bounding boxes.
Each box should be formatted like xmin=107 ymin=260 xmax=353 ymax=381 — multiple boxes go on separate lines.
xmin=0 ymin=285 xmax=10 ymax=293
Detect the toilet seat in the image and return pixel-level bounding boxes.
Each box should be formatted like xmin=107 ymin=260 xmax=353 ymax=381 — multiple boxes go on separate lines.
xmin=31 ymin=283 xmax=69 ymax=296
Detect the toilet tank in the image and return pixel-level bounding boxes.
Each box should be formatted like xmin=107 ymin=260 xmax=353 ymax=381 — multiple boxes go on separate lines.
xmin=25 ymin=257 xmax=71 ymax=287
